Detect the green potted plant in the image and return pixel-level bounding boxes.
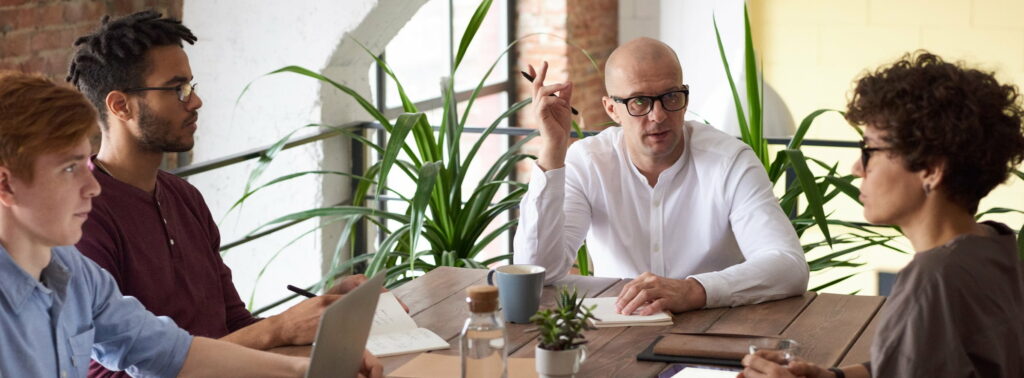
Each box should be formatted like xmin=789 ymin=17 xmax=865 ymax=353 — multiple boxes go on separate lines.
xmin=713 ymin=5 xmax=1024 ymax=288
xmin=230 ymin=0 xmax=603 ymax=311
xmin=528 ymin=287 xmax=598 ymax=378
xmin=712 ymin=5 xmax=902 ymax=290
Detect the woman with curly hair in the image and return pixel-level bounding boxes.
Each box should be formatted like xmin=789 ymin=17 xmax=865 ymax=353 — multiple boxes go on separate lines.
xmin=740 ymin=52 xmax=1024 ymax=377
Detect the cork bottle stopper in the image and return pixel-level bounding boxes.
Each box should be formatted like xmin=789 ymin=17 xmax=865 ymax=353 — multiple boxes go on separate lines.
xmin=466 ymin=285 xmax=499 ymax=313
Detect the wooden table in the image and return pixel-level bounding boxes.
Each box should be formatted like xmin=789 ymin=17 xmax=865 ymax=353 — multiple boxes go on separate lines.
xmin=379 ymin=267 xmax=885 ymax=377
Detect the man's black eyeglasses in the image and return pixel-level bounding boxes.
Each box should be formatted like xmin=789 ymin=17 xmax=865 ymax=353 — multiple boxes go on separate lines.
xmin=611 ymin=86 xmax=689 ymax=117
xmin=859 ymin=140 xmax=892 ymax=171
xmin=123 ymin=82 xmax=197 ymax=103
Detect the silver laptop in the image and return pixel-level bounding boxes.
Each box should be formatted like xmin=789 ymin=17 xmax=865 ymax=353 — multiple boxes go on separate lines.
xmin=306 ymin=272 xmax=386 ymax=378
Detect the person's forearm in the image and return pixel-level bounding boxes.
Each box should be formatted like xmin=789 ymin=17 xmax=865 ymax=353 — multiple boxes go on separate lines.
xmin=680 ymin=278 xmax=708 ymax=311
xmin=537 ymin=135 xmax=568 ymax=171
xmin=220 ymin=316 xmax=285 ymax=350
xmin=513 ymin=185 xmax=573 ymax=281
xmin=689 ymin=250 xmax=806 ymax=308
xmin=178 ymin=337 xmax=307 ymax=377
xmin=512 ymin=165 xmax=584 ymax=283
xmin=840 ymin=363 xmax=870 ymax=378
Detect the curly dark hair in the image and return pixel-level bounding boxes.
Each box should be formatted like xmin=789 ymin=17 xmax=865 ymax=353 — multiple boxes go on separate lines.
xmin=66 ymin=10 xmax=196 ymax=126
xmin=846 ymin=51 xmax=1024 ymax=214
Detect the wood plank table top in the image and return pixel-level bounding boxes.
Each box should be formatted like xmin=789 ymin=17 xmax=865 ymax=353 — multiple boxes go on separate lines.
xmin=298 ymin=267 xmax=887 ymax=377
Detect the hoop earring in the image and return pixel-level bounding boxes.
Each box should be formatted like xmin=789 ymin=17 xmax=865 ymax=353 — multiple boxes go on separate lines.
xmin=923 ymin=183 xmax=932 ymax=195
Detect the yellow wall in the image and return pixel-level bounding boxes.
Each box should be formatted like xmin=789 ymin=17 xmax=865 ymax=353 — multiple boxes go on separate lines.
xmin=749 ymin=0 xmax=1024 ymax=295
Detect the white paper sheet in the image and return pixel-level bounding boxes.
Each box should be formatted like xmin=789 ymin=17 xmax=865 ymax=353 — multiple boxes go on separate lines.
xmin=582 ymin=297 xmax=673 ymax=326
xmin=365 ymin=292 xmax=450 ymax=356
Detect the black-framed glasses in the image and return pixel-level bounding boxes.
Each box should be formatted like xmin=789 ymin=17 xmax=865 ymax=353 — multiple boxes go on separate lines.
xmin=859 ymin=140 xmax=892 ymax=171
xmin=611 ymin=85 xmax=689 ymax=117
xmin=123 ymin=82 xmax=197 ymax=103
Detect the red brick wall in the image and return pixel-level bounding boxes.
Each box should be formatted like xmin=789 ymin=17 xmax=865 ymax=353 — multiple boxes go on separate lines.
xmin=0 ymin=0 xmax=183 ymax=79
xmin=566 ymin=0 xmax=616 ymax=130
xmin=515 ymin=0 xmax=618 ymax=187
xmin=515 ymin=0 xmax=617 ymax=132
xmin=1 ymin=0 xmax=184 ymax=166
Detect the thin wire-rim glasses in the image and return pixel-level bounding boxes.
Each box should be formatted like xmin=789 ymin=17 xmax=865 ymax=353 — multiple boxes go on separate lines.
xmin=123 ymin=82 xmax=197 ymax=103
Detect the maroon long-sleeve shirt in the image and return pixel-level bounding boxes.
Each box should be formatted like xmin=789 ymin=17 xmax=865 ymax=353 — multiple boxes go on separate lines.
xmin=77 ymin=161 xmax=260 ymax=377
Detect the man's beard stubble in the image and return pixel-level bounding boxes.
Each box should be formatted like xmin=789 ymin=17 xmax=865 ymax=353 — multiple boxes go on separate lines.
xmin=136 ymin=101 xmax=196 ymax=153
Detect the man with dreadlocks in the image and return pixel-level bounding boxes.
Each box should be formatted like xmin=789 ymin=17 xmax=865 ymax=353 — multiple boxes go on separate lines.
xmin=67 ymin=10 xmax=383 ymax=378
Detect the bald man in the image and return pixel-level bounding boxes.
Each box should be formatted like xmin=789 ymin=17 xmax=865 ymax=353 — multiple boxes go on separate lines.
xmin=513 ymin=38 xmax=809 ymax=315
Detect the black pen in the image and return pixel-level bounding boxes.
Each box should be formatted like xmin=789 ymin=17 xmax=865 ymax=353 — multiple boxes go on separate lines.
xmin=287 ymin=284 xmax=317 ymax=298
xmin=521 ymin=70 xmax=580 ymax=115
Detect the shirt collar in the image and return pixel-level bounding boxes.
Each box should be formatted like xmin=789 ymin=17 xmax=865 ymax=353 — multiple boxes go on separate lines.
xmin=616 ymin=122 xmax=692 ymax=188
xmin=0 ymin=244 xmax=71 ymax=313
xmin=91 ymin=155 xmax=163 ymax=201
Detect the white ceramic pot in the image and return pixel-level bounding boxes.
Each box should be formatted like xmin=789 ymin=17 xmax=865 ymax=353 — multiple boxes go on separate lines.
xmin=535 ymin=345 xmax=587 ymax=378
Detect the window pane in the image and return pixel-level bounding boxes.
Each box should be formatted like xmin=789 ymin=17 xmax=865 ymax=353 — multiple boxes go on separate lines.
xmin=384 ymin=0 xmax=448 ymax=109
xmin=451 ymin=0 xmax=509 ymax=93
xmin=384 ymin=0 xmax=509 ymax=110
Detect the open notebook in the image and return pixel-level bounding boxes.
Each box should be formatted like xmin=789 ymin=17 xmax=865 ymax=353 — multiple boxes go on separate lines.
xmin=367 ymin=292 xmax=450 ymax=357
xmin=581 ymin=297 xmax=674 ymax=327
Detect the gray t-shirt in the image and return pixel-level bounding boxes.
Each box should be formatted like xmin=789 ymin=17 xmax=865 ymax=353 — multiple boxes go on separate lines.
xmin=871 ymin=222 xmax=1024 ymax=377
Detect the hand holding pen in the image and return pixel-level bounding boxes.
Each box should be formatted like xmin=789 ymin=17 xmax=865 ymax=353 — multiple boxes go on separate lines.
xmin=521 ymin=66 xmax=579 ymax=116
xmin=287 ymin=284 xmax=317 ymax=298
xmin=288 ymin=282 xmax=411 ymax=313
xmin=526 ymin=61 xmax=576 ymax=171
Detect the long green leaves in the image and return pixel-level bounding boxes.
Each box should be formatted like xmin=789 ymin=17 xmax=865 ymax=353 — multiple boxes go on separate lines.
xmin=230 ymin=0 xmax=548 ymax=309
xmin=408 ymin=162 xmax=441 ymax=271
xmin=454 ymin=0 xmax=493 ymax=70
xmin=711 ymin=4 xmax=911 ymax=291
xmin=742 ymin=6 xmax=766 ymax=165
xmin=712 ymin=15 xmax=752 ymax=152
xmin=767 ymin=109 xmax=842 ymax=183
xmin=784 ymin=149 xmax=832 ymax=245
xmin=379 ymin=113 xmax=423 ymax=195
xmin=259 ymin=66 xmax=390 ymax=130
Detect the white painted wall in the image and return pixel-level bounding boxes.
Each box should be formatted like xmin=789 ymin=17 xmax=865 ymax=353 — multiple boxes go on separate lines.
xmin=182 ymin=0 xmax=424 ymax=314
xmin=619 ymin=0 xmax=795 ymax=137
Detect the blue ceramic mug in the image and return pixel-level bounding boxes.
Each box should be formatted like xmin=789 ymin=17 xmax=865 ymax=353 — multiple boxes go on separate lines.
xmin=486 ymin=264 xmax=546 ymax=323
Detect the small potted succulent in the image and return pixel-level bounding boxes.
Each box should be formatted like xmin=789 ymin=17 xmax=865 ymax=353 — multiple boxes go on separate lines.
xmin=528 ymin=287 xmax=599 ymax=378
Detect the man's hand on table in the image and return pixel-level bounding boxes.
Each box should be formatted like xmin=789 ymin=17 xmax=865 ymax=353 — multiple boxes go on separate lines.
xmin=326 ymin=274 xmax=410 ymax=312
xmin=615 ymin=272 xmax=707 ymax=315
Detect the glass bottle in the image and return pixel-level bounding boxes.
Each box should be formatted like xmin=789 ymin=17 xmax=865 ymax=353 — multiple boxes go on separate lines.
xmin=460 ymin=285 xmax=508 ymax=378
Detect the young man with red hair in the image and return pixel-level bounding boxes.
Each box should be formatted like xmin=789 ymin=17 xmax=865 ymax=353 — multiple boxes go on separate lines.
xmin=0 ymin=71 xmax=371 ymax=377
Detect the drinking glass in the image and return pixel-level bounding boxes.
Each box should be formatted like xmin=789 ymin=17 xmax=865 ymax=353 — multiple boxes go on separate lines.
xmin=748 ymin=338 xmax=800 ymax=365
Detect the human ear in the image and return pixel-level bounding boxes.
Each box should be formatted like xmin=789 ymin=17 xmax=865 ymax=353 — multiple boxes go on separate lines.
xmin=918 ymin=159 xmax=946 ymax=193
xmin=0 ymin=167 xmax=17 ymax=207
xmin=602 ymin=96 xmax=621 ymax=124
xmin=105 ymin=91 xmax=134 ymax=122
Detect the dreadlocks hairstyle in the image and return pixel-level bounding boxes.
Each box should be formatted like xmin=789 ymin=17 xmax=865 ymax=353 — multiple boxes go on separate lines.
xmin=66 ymin=10 xmax=196 ymax=126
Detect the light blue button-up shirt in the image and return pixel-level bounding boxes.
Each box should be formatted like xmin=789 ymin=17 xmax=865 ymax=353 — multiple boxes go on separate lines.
xmin=0 ymin=245 xmax=192 ymax=378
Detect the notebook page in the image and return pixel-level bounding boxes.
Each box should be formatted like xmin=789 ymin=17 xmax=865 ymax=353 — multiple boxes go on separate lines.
xmin=367 ymin=327 xmax=450 ymax=357
xmin=582 ymin=297 xmax=672 ymax=324
xmin=369 ymin=292 xmax=419 ymax=336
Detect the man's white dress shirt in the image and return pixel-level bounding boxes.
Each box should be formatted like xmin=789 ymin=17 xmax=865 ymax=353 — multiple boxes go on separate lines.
xmin=513 ymin=121 xmax=809 ymax=308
